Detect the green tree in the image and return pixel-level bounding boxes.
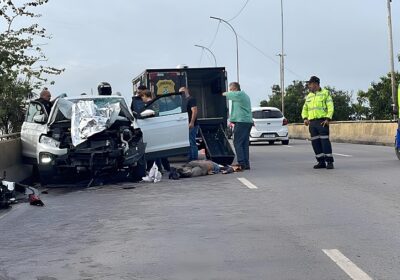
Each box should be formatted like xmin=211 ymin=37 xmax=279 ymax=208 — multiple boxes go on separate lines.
xmin=327 ymin=87 xmax=352 ymax=121
xmin=0 ymin=0 xmax=63 ymax=134
xmin=260 ymin=81 xmax=307 ymax=123
xmin=351 ymin=93 xmax=370 ymax=120
xmin=283 ymin=81 xmax=308 ymax=123
xmin=356 ymin=72 xmax=400 ymax=120
xmin=0 ymin=75 xmax=32 ymax=134
xmin=260 ymin=82 xmax=353 ymax=122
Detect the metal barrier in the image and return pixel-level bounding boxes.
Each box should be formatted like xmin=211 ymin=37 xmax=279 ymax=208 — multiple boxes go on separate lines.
xmin=0 ymin=133 xmax=21 ymax=141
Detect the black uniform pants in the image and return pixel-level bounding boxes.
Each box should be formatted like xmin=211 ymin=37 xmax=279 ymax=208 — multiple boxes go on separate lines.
xmin=309 ymin=119 xmax=334 ymax=163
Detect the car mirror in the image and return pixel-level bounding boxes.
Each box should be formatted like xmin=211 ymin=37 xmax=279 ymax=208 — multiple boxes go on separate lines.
xmin=140 ymin=109 xmax=156 ymax=118
xmin=33 ymin=114 xmax=47 ymax=124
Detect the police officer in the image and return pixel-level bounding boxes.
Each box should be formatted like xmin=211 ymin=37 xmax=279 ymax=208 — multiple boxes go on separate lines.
xmin=302 ymin=76 xmax=335 ymax=169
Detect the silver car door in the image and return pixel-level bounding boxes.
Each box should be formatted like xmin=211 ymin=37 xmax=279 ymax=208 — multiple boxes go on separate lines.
xmin=137 ymin=94 xmax=189 ymax=159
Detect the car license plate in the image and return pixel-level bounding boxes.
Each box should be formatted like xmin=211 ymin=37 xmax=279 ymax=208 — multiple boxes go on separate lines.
xmin=263 ymin=134 xmax=274 ymax=138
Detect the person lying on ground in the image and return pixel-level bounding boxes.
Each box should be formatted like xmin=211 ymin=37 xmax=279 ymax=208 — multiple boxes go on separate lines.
xmin=169 ymin=160 xmax=242 ymax=179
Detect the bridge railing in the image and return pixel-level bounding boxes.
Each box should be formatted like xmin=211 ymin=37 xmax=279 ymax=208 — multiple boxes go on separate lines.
xmin=288 ymin=120 xmax=397 ymax=146
xmin=0 ymin=133 xmax=31 ymax=182
xmin=0 ymin=133 xmax=21 ymax=141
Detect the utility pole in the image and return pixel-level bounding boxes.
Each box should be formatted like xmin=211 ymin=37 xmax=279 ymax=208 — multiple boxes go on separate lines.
xmin=387 ymin=0 xmax=397 ymax=119
xmin=279 ymin=0 xmax=285 ymax=116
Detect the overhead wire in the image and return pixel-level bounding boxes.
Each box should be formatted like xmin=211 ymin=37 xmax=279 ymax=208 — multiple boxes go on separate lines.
xmin=227 ymin=0 xmax=250 ymax=22
xmin=206 ymin=0 xmax=303 ymax=80
xmin=208 ymin=21 xmax=220 ymax=48
xmin=237 ymin=33 xmax=303 ymax=80
xmin=198 ymin=49 xmax=205 ymax=66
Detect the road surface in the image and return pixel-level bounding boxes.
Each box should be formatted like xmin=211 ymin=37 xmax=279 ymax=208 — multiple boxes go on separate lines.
xmin=0 ymin=140 xmax=399 ymax=280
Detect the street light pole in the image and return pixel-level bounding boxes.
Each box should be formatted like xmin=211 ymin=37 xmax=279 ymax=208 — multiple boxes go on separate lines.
xmin=210 ymin=16 xmax=240 ymax=83
xmin=387 ymin=0 xmax=397 ymax=118
xmin=279 ymin=0 xmax=285 ymax=116
xmin=194 ymin=44 xmax=217 ymax=67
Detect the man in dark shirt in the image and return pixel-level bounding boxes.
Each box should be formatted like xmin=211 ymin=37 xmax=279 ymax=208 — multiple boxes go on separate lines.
xmin=36 ymin=88 xmax=52 ymax=115
xmin=179 ymin=86 xmax=199 ymax=161
xmin=131 ymin=85 xmax=147 ymax=113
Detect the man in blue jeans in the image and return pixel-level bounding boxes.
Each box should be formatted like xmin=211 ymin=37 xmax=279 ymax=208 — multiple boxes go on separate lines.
xmin=179 ymin=86 xmax=199 ymax=161
xmin=223 ymin=82 xmax=253 ymax=170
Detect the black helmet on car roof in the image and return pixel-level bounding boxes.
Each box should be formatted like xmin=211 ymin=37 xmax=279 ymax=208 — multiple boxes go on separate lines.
xmin=98 ymin=82 xmax=112 ymax=95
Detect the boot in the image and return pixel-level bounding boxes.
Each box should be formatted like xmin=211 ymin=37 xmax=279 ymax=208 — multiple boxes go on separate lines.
xmin=313 ymin=162 xmax=326 ymax=169
xmin=326 ymin=162 xmax=334 ymax=169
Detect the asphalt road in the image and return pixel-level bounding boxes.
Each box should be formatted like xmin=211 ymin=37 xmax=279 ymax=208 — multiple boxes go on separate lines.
xmin=1 ymin=140 xmax=400 ymax=280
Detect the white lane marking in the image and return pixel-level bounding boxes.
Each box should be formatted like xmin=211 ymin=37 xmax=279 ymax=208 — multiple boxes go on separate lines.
xmin=285 ymin=145 xmax=294 ymax=148
xmin=0 ymin=211 xmax=11 ymax=221
xmin=237 ymin=178 xmax=258 ymax=189
xmin=323 ymin=249 xmax=373 ymax=280
xmin=333 ymin=153 xmax=353 ymax=157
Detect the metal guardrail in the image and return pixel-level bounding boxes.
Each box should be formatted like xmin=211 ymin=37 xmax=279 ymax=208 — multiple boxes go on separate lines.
xmin=0 ymin=133 xmax=20 ymax=141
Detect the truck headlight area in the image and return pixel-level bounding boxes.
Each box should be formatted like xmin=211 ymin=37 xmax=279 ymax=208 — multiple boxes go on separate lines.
xmin=39 ymin=153 xmax=54 ymax=164
xmin=40 ymin=135 xmax=60 ymax=148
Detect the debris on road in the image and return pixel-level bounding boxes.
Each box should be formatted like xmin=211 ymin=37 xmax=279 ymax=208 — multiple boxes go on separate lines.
xmin=0 ymin=172 xmax=45 ymax=208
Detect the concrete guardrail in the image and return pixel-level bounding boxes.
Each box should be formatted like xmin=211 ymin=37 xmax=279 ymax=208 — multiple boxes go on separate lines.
xmin=0 ymin=134 xmax=31 ymax=182
xmin=288 ymin=120 xmax=398 ymax=146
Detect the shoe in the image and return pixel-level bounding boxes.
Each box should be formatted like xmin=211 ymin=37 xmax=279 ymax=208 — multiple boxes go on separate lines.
xmin=313 ymin=162 xmax=326 ymax=169
xmin=326 ymin=162 xmax=334 ymax=169
xmin=244 ymin=165 xmax=250 ymax=170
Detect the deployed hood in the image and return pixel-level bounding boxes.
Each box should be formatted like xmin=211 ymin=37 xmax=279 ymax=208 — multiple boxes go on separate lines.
xmin=49 ymin=97 xmax=134 ymax=146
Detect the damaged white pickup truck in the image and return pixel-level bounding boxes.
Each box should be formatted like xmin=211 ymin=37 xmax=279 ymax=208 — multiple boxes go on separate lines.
xmin=21 ymin=94 xmax=189 ymax=185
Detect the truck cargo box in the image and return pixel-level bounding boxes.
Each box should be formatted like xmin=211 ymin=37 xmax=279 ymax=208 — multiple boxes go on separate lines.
xmin=132 ymin=67 xmax=229 ymax=127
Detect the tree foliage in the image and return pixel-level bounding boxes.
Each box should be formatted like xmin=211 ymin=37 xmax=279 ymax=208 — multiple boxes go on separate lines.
xmin=326 ymin=87 xmax=352 ymax=121
xmin=356 ymin=72 xmax=400 ymax=120
xmin=260 ymin=81 xmax=354 ymax=123
xmin=0 ymin=0 xmax=63 ymax=134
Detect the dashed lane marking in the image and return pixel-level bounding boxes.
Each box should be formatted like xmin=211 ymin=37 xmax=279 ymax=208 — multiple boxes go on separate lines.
xmin=237 ymin=178 xmax=258 ymax=189
xmin=323 ymin=249 xmax=373 ymax=280
xmin=0 ymin=211 xmax=11 ymax=221
xmin=333 ymin=153 xmax=353 ymax=157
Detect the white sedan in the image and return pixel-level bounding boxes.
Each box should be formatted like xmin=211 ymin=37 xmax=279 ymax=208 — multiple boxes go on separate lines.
xmin=249 ymin=107 xmax=289 ymax=145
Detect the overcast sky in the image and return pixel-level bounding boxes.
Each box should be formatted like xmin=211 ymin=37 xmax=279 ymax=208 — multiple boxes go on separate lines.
xmin=16 ymin=0 xmax=400 ymax=105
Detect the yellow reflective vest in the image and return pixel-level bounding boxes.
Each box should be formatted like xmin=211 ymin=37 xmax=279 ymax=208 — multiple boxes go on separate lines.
xmin=301 ymin=88 xmax=334 ymax=120
xmin=398 ymin=84 xmax=400 ymax=117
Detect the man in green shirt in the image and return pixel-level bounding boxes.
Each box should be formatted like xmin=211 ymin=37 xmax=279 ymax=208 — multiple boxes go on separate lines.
xmin=223 ymin=82 xmax=253 ymax=170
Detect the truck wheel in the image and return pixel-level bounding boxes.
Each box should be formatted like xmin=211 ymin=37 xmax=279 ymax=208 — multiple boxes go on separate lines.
xmin=130 ymin=155 xmax=146 ymax=182
xmin=268 ymin=140 xmax=275 ymax=145
xmin=282 ymin=140 xmax=289 ymax=145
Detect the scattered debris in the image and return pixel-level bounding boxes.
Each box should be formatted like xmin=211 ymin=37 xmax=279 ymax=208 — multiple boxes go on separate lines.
xmin=122 ymin=186 xmax=136 ymax=190
xmin=0 ymin=171 xmax=45 ymax=208
xmin=142 ymin=162 xmax=162 ymax=183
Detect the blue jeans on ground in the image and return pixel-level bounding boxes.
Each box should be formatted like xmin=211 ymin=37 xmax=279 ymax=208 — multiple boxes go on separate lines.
xmin=188 ymin=125 xmax=199 ymax=161
xmin=233 ymin=122 xmax=253 ymax=168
